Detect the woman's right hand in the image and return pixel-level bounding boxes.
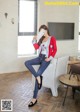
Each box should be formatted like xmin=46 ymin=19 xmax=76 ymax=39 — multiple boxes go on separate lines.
xmin=33 ymin=35 xmax=37 ymax=40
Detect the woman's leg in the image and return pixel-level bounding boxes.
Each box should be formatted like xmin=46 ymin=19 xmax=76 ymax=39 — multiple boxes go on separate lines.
xmin=33 ymin=60 xmax=50 ymax=98
xmin=25 ymin=57 xmax=41 ymax=107
xmin=33 ymin=80 xmax=39 ymax=99
xmin=37 ymin=60 xmax=50 ymax=76
xmin=28 ymin=80 xmax=38 ymax=107
xmin=25 ymin=57 xmax=41 ymax=77
xmin=26 ymin=55 xmax=50 ymax=103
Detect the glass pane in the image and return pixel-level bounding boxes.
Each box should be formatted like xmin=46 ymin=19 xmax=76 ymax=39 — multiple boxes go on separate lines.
xmin=19 ymin=1 xmax=35 ymax=32
xmin=18 ymin=36 xmax=35 ymax=55
xmin=78 ymin=35 xmax=80 ymax=51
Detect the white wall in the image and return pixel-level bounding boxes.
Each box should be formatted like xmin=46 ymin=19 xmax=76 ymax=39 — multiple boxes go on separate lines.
xmin=0 ymin=0 xmax=30 ymax=73
xmin=0 ymin=0 xmax=79 ymax=73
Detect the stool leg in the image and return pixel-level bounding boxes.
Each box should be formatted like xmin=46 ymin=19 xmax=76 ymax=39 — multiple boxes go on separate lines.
xmin=63 ymin=86 xmax=68 ymax=106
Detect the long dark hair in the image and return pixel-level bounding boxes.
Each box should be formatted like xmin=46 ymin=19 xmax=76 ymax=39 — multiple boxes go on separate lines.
xmin=38 ymin=25 xmax=50 ymax=45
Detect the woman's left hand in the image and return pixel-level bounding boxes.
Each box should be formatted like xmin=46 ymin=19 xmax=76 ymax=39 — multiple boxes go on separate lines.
xmin=45 ymin=58 xmax=50 ymax=62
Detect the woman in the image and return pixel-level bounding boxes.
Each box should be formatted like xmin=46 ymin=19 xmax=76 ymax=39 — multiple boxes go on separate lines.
xmin=25 ymin=25 xmax=57 ymax=107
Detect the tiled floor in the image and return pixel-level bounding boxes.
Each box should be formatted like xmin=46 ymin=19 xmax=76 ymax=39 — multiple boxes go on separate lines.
xmin=0 ymin=71 xmax=80 ymax=112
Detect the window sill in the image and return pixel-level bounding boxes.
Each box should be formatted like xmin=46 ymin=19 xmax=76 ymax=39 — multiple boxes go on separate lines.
xmin=18 ymin=54 xmax=38 ymax=58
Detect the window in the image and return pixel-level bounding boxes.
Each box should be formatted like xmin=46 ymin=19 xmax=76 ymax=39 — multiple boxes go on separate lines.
xmin=78 ymin=6 xmax=80 ymax=51
xmin=18 ymin=0 xmax=37 ymax=56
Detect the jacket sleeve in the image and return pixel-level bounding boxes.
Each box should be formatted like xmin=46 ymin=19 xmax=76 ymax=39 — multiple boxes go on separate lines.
xmin=49 ymin=37 xmax=57 ymax=60
xmin=51 ymin=37 xmax=57 ymax=57
xmin=32 ymin=39 xmax=40 ymax=50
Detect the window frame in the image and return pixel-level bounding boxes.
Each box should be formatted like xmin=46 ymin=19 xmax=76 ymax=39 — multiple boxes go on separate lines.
xmin=18 ymin=0 xmax=37 ymax=36
xmin=18 ymin=0 xmax=38 ymax=56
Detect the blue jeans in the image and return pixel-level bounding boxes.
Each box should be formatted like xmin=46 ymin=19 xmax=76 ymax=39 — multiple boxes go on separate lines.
xmin=25 ymin=54 xmax=50 ymax=98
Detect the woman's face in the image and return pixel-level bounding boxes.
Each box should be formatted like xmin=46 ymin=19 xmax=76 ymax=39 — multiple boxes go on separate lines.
xmin=43 ymin=30 xmax=48 ymax=37
xmin=40 ymin=28 xmax=48 ymax=37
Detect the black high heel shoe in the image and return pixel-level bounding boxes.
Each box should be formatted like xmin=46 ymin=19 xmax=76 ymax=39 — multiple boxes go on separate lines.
xmin=28 ymin=100 xmax=37 ymax=107
xmin=36 ymin=76 xmax=43 ymax=90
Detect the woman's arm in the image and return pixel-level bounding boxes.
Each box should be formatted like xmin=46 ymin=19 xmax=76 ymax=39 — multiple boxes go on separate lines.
xmin=45 ymin=37 xmax=57 ymax=62
xmin=52 ymin=37 xmax=57 ymax=55
xmin=48 ymin=37 xmax=57 ymax=61
xmin=32 ymin=36 xmax=40 ymax=50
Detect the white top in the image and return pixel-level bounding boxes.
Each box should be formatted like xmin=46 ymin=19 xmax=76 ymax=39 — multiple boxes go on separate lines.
xmin=40 ymin=41 xmax=48 ymax=57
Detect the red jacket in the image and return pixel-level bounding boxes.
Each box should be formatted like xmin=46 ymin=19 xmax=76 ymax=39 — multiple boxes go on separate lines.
xmin=33 ymin=36 xmax=57 ymax=59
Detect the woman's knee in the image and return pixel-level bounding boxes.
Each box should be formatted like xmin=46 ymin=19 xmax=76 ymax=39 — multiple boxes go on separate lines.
xmin=25 ymin=61 xmax=29 ymax=67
